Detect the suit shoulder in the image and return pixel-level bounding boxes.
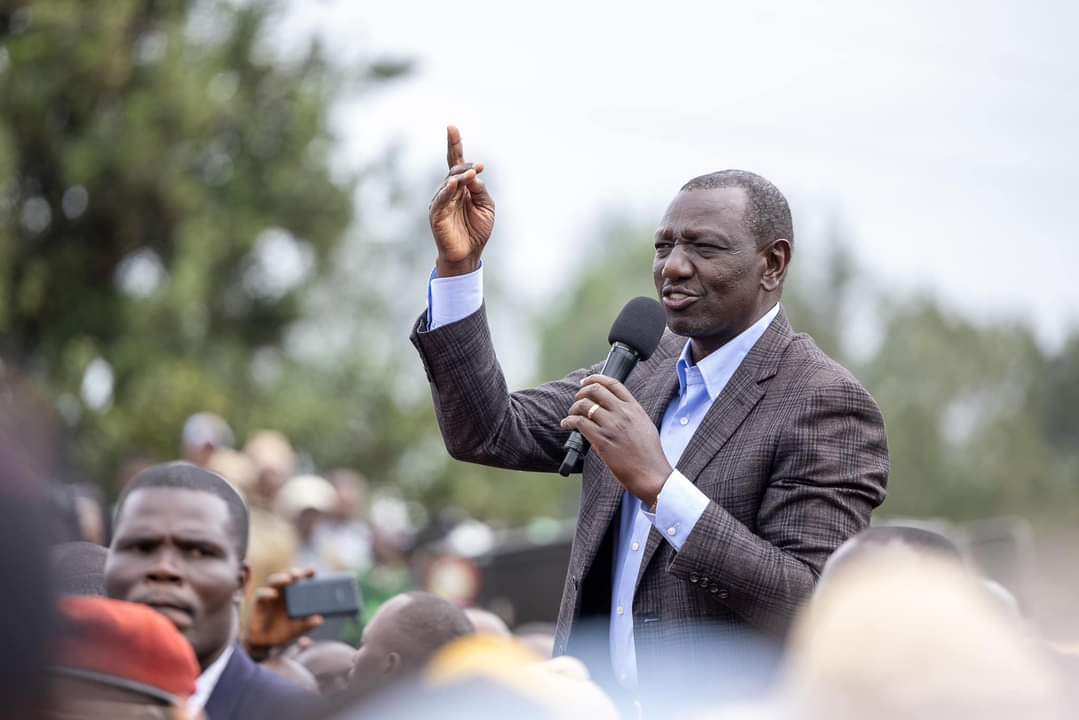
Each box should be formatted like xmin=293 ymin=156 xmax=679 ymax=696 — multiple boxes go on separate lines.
xmin=778 ymin=332 xmax=875 ymax=400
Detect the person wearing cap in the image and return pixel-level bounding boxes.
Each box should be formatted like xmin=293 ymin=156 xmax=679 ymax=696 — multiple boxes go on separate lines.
xmin=50 ymin=596 xmax=201 ymax=719
xmin=105 ymin=462 xmax=318 ymax=719
xmin=274 ymin=473 xmax=339 ymax=574
xmin=181 ymin=413 xmax=235 ymax=468
xmin=412 ymin=126 xmax=889 ymax=711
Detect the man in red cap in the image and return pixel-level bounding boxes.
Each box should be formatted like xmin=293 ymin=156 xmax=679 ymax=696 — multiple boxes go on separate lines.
xmin=50 ymin=596 xmax=201 ymax=719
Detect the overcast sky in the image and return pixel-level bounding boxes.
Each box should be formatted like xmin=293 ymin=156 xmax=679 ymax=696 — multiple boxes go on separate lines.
xmin=281 ymin=0 xmax=1078 ymax=350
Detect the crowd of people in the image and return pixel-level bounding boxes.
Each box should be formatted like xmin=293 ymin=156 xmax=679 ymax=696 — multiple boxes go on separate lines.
xmin=0 ymin=399 xmax=1073 ymax=720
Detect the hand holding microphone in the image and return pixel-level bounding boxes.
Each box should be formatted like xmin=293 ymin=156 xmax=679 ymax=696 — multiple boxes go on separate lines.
xmin=559 ymin=298 xmax=673 ymax=508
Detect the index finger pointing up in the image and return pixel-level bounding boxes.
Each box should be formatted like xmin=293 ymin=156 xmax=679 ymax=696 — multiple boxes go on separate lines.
xmin=446 ymin=125 xmax=464 ymax=169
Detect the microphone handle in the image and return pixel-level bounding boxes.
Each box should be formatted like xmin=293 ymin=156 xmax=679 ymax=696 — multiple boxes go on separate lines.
xmin=558 ymin=343 xmax=639 ymax=476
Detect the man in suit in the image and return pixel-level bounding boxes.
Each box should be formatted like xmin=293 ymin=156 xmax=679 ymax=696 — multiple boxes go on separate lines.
xmin=105 ymin=462 xmax=315 ymax=719
xmin=412 ymin=127 xmax=889 ymax=705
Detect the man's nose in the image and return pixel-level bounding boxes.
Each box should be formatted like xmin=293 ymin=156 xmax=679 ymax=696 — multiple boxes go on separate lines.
xmin=145 ymin=550 xmax=184 ymax=583
xmin=661 ymin=245 xmax=694 ymax=280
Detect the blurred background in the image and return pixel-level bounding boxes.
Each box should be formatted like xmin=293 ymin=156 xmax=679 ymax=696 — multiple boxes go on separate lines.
xmin=1 ymin=0 xmax=1077 ymax=639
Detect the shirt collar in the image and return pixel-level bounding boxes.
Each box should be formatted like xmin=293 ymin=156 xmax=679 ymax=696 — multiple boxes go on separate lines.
xmin=188 ymin=643 xmax=235 ymax=713
xmin=676 ymin=303 xmax=781 ymax=400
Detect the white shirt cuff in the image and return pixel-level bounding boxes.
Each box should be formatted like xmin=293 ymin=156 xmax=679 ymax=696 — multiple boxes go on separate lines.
xmin=642 ymin=470 xmax=710 ymax=552
xmin=427 ymin=264 xmax=483 ymax=330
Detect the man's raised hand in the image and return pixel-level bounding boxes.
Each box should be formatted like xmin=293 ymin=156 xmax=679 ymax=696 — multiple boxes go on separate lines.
xmin=429 ymin=125 xmax=495 ymax=277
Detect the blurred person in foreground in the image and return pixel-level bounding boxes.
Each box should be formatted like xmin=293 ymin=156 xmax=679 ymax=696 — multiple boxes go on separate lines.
xmin=819 ymin=525 xmax=1029 ymax=621
xmin=329 ymin=635 xmax=617 ymax=720
xmin=105 ymin=462 xmax=317 ymax=719
xmin=466 ymin=607 xmax=511 ymax=637
xmin=52 ymin=541 xmax=108 ymax=597
xmin=411 ymin=126 xmax=889 ymax=706
xmin=819 ymin=524 xmax=962 ymax=584
xmin=0 ymin=369 xmax=60 ymax=719
xmin=50 ymin=596 xmax=201 ymax=719
xmin=776 ymin=547 xmax=1066 ymax=720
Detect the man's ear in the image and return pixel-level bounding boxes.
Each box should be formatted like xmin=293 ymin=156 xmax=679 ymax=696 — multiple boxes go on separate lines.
xmin=761 ymin=238 xmax=792 ymax=292
xmin=234 ymin=562 xmax=251 ymax=603
xmin=383 ymin=652 xmax=401 ymax=676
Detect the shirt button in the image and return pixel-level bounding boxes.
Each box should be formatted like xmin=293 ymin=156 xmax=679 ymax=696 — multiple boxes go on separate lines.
xmin=617 ymin=606 xmax=625 ymax=615
xmin=679 ymin=417 xmax=689 ymax=426
xmin=666 ymin=527 xmax=677 ymax=536
xmin=631 ymin=541 xmax=640 ymax=551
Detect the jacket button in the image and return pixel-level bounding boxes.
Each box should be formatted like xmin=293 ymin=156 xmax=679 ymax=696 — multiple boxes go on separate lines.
xmin=709 ymin=586 xmax=719 ymax=594
xmin=689 ymin=574 xmax=699 ymax=583
xmin=718 ymin=589 xmax=729 ymax=600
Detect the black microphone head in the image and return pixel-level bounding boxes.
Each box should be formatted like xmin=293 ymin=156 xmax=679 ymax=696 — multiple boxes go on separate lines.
xmin=608 ymin=297 xmax=667 ymax=361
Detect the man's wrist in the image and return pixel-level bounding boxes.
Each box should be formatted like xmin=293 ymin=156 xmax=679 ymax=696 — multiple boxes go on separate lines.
xmin=435 ymin=256 xmax=481 ymax=278
xmin=642 ymin=467 xmax=672 ymax=510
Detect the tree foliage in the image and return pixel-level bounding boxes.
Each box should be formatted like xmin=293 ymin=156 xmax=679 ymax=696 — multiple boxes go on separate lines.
xmin=0 ymin=0 xmax=385 ymax=483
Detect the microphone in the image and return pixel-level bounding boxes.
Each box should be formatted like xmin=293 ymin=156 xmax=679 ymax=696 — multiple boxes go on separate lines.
xmin=558 ymin=297 xmax=667 ymax=476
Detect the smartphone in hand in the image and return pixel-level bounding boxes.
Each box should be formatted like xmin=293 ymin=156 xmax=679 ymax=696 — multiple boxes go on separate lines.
xmin=284 ymin=575 xmax=361 ymax=619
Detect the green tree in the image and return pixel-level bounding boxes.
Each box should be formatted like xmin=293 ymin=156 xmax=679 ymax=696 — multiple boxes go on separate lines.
xmin=0 ymin=0 xmax=404 ymax=485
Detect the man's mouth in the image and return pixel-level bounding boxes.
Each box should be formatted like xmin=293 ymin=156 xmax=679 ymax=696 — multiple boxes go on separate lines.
xmin=662 ymin=288 xmax=700 ymax=311
xmin=135 ymin=595 xmax=196 ymax=630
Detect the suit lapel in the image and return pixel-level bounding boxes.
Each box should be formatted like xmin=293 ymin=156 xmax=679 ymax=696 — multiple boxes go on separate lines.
xmin=203 ymin=645 xmax=248 ymax=720
xmin=634 ymin=310 xmax=794 ymax=591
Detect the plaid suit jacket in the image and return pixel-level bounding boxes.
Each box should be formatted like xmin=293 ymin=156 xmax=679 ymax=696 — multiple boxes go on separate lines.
xmin=411 ymin=304 xmax=888 ymax=696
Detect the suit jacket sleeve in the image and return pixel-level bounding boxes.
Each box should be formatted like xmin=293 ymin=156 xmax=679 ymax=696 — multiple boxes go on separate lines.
xmin=411 ymin=306 xmax=602 ymax=472
xmin=666 ymin=375 xmax=889 ymax=634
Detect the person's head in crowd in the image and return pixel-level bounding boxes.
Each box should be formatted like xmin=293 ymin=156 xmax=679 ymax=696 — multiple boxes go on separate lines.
xmin=181 ymin=412 xmax=234 ymax=468
xmin=105 ymin=462 xmax=250 ymax=670
xmin=465 ymin=608 xmax=511 ymax=638
xmin=206 ymin=447 xmax=258 ymax=499
xmin=274 ymin=474 xmax=338 ymax=543
xmin=425 ymin=635 xmax=619 ymax=720
xmin=350 ymin=592 xmax=474 ymax=696
xmin=52 ymin=541 xmax=108 ymax=597
xmin=820 ymin=525 xmax=962 ymax=584
xmin=327 ymin=468 xmax=369 ymax=523
xmin=295 ymin=642 xmax=356 ymax=696
xmin=780 ymin=548 xmax=1066 ymax=720
xmin=51 ymin=596 xmax=200 ymax=719
xmin=262 ymin=656 xmax=319 ymax=694
xmin=244 ymin=430 xmax=295 ymax=509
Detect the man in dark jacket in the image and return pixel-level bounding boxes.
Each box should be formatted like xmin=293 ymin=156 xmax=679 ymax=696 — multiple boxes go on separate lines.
xmin=105 ymin=461 xmax=314 ymax=719
xmin=413 ymin=127 xmax=889 ymax=708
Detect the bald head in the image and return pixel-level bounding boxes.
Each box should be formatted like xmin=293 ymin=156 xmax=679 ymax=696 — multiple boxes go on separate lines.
xmin=296 ymin=641 xmax=356 ymax=696
xmin=350 ymin=592 xmax=474 ymax=694
xmin=822 ymin=526 xmax=962 ymax=584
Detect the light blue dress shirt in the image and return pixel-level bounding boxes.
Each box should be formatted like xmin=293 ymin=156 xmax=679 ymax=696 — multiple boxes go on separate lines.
xmin=427 ymin=266 xmax=779 ymax=692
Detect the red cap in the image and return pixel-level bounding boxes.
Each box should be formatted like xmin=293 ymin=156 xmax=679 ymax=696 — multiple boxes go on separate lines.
xmin=55 ymin=596 xmax=199 ymax=704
